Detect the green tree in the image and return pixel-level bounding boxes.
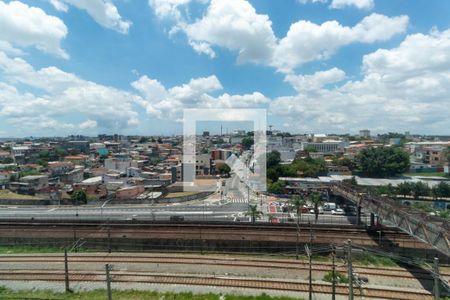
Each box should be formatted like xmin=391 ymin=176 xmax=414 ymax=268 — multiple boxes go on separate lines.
xmin=396 ymin=182 xmax=413 ymax=198
xmin=412 ymin=182 xmax=430 ymax=199
xmin=267 ymin=180 xmax=285 ymax=194
xmin=245 ymin=204 xmax=263 ymax=223
xmin=289 ymin=195 xmax=306 ymax=227
xmin=241 ymin=137 xmax=254 ymax=150
xmin=357 ymin=147 xmax=410 ymax=177
xmin=71 ymin=190 xmax=87 ymax=205
xmin=267 ymin=151 xmax=281 ymax=169
xmin=431 ymin=182 xmax=450 ymax=199
xmin=308 ymin=192 xmax=324 ymax=223
xmin=218 ymin=164 xmax=231 ymax=175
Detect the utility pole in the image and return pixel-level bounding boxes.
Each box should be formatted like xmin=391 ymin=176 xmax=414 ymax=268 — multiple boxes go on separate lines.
xmin=434 ymin=257 xmax=440 ymax=300
xmin=64 ymin=248 xmax=70 ymax=293
xmin=347 ymin=239 xmax=354 ymax=300
xmin=107 ymin=218 xmax=111 ymax=254
xmin=332 ymin=247 xmax=336 ymax=300
xmin=309 ymin=222 xmax=313 ymax=300
xmin=296 ymin=220 xmax=299 ymax=260
xmin=105 ymin=264 xmax=112 ymax=300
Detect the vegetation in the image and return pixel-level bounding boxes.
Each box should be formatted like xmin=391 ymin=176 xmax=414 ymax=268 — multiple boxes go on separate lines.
xmin=70 ymin=190 xmax=87 ymax=205
xmin=369 ymin=181 xmax=450 ymax=200
xmin=0 ymin=288 xmax=302 ymax=300
xmin=289 ymin=195 xmax=306 ymax=226
xmin=323 ymin=271 xmax=348 ymax=284
xmin=241 ymin=137 xmax=254 ymax=150
xmin=19 ymin=169 xmax=41 ymax=177
xmin=217 ymin=164 xmax=231 ymax=175
xmin=0 ymin=245 xmax=79 ymax=254
xmin=266 ymin=150 xmax=327 ymax=183
xmin=0 ymin=189 xmax=42 ymax=200
xmin=246 ymin=204 xmax=263 ymax=223
xmin=308 ymin=192 xmax=324 ymax=223
xmin=357 ymin=147 xmax=410 ymax=177
xmin=267 ymin=180 xmax=285 ymax=194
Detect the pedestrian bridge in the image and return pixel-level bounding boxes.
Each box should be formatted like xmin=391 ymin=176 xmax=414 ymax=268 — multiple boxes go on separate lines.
xmin=331 ymin=184 xmax=450 ymax=257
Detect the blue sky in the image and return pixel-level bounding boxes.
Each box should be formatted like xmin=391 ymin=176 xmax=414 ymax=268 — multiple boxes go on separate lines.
xmin=0 ymin=0 xmax=450 ymax=137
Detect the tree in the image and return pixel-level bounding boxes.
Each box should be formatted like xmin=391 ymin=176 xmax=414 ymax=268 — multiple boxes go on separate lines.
xmin=218 ymin=164 xmax=231 ymax=175
xmin=357 ymin=147 xmax=410 ymax=178
xmin=412 ymin=182 xmax=430 ymax=199
xmin=289 ymin=195 xmax=306 ymax=227
xmin=246 ymin=204 xmax=263 ymax=223
xmin=267 ymin=151 xmax=281 ymax=169
xmin=308 ymin=192 xmax=324 ymax=223
xmin=241 ymin=137 xmax=254 ymax=150
xmin=71 ymin=190 xmax=87 ymax=205
xmin=432 ymin=182 xmax=450 ymax=199
xmin=267 ymin=180 xmax=285 ymax=194
xmin=396 ymin=182 xmax=413 ymax=198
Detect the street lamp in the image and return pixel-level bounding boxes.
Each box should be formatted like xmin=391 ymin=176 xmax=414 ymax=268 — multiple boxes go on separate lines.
xmin=101 ymin=199 xmax=112 ymax=221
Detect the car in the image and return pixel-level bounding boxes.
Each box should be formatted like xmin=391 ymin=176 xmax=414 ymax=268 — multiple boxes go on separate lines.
xmin=331 ymin=208 xmax=345 ymax=215
xmin=309 ymin=207 xmax=324 ymax=214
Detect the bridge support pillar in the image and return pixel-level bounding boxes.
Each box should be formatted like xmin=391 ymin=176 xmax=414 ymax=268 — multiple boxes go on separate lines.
xmin=370 ymin=213 xmax=375 ymax=227
xmin=356 ymin=206 xmax=361 ymax=225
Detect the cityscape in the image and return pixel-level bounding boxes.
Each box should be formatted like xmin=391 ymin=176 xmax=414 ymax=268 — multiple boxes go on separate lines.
xmin=1 ymin=0 xmax=450 ymax=300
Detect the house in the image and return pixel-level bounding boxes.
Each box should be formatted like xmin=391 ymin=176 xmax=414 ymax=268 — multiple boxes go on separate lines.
xmin=19 ymin=175 xmax=49 ymax=191
xmin=73 ymin=176 xmax=107 ymax=199
xmin=115 ymin=185 xmax=145 ymax=199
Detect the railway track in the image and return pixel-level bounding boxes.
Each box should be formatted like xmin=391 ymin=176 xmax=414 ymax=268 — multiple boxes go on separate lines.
xmin=1 ymin=254 xmax=447 ymax=282
xmin=0 ymin=223 xmax=428 ymax=249
xmin=0 ymin=269 xmax=432 ymax=300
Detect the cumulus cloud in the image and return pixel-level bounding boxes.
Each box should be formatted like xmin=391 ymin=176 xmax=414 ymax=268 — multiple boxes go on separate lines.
xmin=298 ymin=0 xmax=374 ymax=10
xmin=48 ymin=0 xmax=132 ymax=34
xmin=285 ymin=68 xmax=346 ymax=92
xmin=273 ymin=13 xmax=409 ymax=72
xmin=152 ymin=0 xmax=407 ymax=73
xmin=271 ymin=29 xmax=450 ymax=134
xmin=0 ymin=52 xmax=140 ymax=133
xmin=132 ymin=74 xmax=269 ymax=119
xmin=149 ymin=0 xmax=191 ymax=20
xmin=0 ymin=50 xmax=269 ymax=134
xmin=182 ymin=0 xmax=277 ymax=64
xmin=0 ymin=1 xmax=68 ymax=58
xmin=330 ymin=0 xmax=374 ymax=10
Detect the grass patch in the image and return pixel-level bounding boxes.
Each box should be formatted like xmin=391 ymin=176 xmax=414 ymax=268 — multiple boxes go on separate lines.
xmin=323 ymin=271 xmax=348 ymax=284
xmin=0 ymin=245 xmax=88 ymax=254
xmin=0 ymin=189 xmax=43 ymax=200
xmin=164 ymin=192 xmax=200 ymax=198
xmin=0 ymin=288 xmax=302 ymax=300
xmin=354 ymin=254 xmax=398 ymax=267
xmin=403 ymin=172 xmax=449 ymax=178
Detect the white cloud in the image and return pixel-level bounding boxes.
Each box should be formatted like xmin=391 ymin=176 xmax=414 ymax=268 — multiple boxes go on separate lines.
xmin=285 ymin=68 xmax=346 ymax=92
xmin=155 ymin=0 xmax=407 ymax=73
xmin=132 ymin=74 xmax=269 ymax=119
xmin=48 ymin=0 xmax=132 ymax=34
xmin=149 ymin=0 xmax=191 ymax=20
xmin=297 ymin=0 xmax=328 ymax=4
xmin=0 ymin=51 xmax=140 ymax=132
xmin=273 ymin=13 xmax=408 ymax=72
xmin=330 ymin=0 xmax=374 ymax=10
xmin=182 ymin=0 xmax=277 ymax=64
xmin=0 ymin=1 xmax=68 ymax=58
xmin=79 ymin=119 xmax=98 ymax=129
xmin=271 ymin=29 xmax=450 ymax=134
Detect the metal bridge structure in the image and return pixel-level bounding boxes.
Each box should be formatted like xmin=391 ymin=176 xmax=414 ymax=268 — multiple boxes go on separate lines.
xmin=331 ymin=183 xmax=450 ymax=257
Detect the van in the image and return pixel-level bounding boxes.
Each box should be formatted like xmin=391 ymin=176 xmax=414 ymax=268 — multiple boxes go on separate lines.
xmin=323 ymin=202 xmax=336 ymax=211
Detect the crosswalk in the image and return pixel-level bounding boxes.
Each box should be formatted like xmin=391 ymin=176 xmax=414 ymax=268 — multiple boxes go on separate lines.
xmin=226 ymin=196 xmax=247 ymax=203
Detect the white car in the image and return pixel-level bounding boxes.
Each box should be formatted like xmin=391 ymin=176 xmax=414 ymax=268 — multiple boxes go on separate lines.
xmin=331 ymin=208 xmax=345 ymax=215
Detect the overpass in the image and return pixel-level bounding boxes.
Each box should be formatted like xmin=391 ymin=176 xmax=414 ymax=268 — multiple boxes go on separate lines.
xmin=331 ymin=183 xmax=450 ymax=257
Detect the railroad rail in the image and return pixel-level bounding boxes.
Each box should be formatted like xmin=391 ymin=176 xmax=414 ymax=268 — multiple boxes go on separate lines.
xmin=331 ymin=184 xmax=450 ymax=256
xmin=0 ymin=222 xmax=428 ymax=250
xmin=0 ymin=254 xmax=448 ymax=282
xmin=0 ymin=269 xmax=433 ymax=300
